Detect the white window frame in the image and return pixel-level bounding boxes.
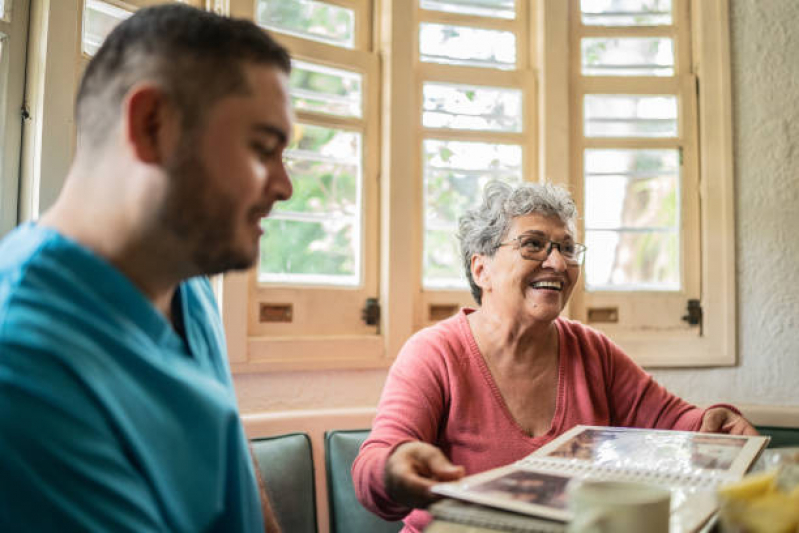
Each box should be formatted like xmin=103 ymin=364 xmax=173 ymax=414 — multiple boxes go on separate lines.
xmin=223 ymin=0 xmax=386 ymax=372
xmin=0 ymin=0 xmax=30 ymax=236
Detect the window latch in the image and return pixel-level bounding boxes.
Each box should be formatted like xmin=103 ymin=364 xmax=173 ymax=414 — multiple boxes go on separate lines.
xmin=681 ymin=299 xmax=703 ymax=327
xmin=361 ymin=298 xmax=380 ymax=326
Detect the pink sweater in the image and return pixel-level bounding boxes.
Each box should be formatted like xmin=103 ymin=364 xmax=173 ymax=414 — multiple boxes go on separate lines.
xmin=352 ymin=309 xmax=710 ymax=533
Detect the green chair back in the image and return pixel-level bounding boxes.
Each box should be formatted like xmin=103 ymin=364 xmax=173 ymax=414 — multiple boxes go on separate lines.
xmin=325 ymin=429 xmax=403 ymax=533
xmin=251 ymin=433 xmax=317 ymax=533
xmin=756 ymin=425 xmax=799 ymax=448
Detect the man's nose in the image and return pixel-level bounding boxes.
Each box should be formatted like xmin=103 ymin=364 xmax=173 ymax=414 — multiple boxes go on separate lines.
xmin=271 ymin=160 xmax=293 ymax=201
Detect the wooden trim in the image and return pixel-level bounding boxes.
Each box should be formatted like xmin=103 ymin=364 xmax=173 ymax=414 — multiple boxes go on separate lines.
xmin=416 ymin=8 xmax=519 ymax=32
xmin=379 ymin=0 xmax=417 ymax=361
xmin=692 ymin=0 xmax=736 ymax=366
xmin=739 ymin=406 xmax=799 ymax=429
xmin=0 ymin=0 xmax=30 ymax=235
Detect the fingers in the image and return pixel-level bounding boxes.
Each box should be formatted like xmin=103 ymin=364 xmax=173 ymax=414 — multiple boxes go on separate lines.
xmin=700 ymin=408 xmax=758 ymax=435
xmin=722 ymin=417 xmax=759 ymax=436
xmin=699 ymin=408 xmax=726 ymax=433
xmin=385 ymin=442 xmax=465 ymax=509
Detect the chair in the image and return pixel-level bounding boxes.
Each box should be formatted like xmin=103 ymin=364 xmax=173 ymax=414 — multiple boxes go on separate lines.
xmin=251 ymin=433 xmax=317 ymax=533
xmin=325 ymin=429 xmax=403 ymax=533
xmin=756 ymin=425 xmax=799 ymax=448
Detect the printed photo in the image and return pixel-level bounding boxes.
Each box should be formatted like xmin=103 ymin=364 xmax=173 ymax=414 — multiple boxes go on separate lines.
xmin=468 ymin=470 xmax=570 ymax=509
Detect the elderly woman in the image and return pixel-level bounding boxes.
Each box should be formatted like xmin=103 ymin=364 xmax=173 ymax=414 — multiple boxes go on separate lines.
xmin=352 ymin=181 xmax=755 ymax=532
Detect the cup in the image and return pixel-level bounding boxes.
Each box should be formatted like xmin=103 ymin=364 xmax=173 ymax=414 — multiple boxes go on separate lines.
xmin=566 ymin=480 xmax=671 ymax=533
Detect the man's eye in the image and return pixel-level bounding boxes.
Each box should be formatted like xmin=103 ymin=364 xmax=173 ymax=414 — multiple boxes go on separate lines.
xmin=252 ymin=143 xmax=276 ymax=160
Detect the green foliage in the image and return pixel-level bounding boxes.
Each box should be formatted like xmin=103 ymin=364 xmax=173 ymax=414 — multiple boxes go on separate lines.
xmin=260 ymin=219 xmax=355 ymax=277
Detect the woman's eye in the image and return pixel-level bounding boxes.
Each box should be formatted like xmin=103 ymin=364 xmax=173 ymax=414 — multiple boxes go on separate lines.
xmin=521 ymin=237 xmax=545 ymax=250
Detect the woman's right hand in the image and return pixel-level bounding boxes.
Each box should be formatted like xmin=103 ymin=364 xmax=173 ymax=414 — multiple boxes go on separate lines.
xmin=384 ymin=441 xmax=465 ymax=509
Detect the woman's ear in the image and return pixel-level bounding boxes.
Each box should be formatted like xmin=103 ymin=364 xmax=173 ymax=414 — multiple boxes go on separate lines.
xmin=471 ymin=254 xmax=491 ymax=295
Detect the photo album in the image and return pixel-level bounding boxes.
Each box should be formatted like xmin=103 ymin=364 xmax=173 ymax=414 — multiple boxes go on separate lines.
xmin=432 ymin=425 xmax=770 ymax=533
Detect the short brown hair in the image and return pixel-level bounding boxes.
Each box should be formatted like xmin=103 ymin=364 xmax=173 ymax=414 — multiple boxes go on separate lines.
xmin=76 ymin=4 xmax=291 ymax=147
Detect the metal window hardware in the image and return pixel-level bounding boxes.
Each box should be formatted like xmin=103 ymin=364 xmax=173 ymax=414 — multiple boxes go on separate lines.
xmin=361 ymin=298 xmax=380 ymax=326
xmin=681 ymin=299 xmax=703 ymax=328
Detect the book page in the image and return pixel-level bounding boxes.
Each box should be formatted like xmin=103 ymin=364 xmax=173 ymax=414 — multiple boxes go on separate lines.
xmin=530 ymin=426 xmax=768 ymax=479
xmin=432 ymin=466 xmax=573 ymax=522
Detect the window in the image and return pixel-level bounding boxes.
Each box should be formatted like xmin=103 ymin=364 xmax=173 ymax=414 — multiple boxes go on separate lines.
xmin=14 ymin=0 xmax=736 ymax=370
xmin=0 ymin=0 xmax=28 ymax=237
xmin=224 ymin=0 xmax=382 ymax=370
xmin=569 ymin=0 xmax=736 ymax=366
xmin=413 ymin=0 xmax=536 ymax=330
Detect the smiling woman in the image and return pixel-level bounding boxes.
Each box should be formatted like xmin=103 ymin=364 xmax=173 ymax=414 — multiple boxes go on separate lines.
xmin=351 ymin=181 xmax=757 ymax=533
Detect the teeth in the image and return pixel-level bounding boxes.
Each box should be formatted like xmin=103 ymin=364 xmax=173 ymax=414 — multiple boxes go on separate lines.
xmin=531 ymin=280 xmax=562 ymax=290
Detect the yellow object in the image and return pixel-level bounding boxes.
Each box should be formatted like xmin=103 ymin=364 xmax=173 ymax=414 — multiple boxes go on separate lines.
xmin=717 ymin=470 xmax=778 ymax=501
xmin=718 ymin=469 xmax=799 ymax=533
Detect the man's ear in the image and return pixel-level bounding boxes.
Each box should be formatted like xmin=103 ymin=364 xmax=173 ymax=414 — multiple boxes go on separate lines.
xmin=123 ymin=84 xmax=180 ymax=165
xmin=471 ymin=254 xmax=492 ymax=295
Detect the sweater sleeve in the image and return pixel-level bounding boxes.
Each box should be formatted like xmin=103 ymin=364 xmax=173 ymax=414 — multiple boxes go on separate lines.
xmin=600 ymin=334 xmax=705 ymax=431
xmin=351 ymin=330 xmax=452 ymax=521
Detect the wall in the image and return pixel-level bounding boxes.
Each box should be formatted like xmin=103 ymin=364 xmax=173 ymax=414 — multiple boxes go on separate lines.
xmin=234 ymin=0 xmax=799 ymax=416
xmin=650 ymin=0 xmax=799 ymax=407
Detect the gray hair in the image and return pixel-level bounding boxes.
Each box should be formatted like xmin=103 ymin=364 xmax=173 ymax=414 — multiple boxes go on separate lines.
xmin=457 ymin=181 xmax=578 ymax=304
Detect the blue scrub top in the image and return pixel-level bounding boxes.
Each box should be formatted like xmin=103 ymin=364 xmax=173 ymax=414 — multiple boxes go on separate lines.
xmin=0 ymin=223 xmax=264 ymax=532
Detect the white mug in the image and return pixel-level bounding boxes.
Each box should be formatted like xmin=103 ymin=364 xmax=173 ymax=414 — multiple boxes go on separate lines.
xmin=567 ymin=480 xmax=671 ymax=533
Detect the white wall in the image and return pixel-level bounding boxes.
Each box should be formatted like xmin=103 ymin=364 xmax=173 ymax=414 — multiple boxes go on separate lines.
xmin=650 ymin=0 xmax=799 ymax=407
xmin=234 ymin=0 xmax=799 ymax=415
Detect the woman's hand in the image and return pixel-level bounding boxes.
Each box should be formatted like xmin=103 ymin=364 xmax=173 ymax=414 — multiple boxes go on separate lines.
xmin=384 ymin=441 xmax=465 ymax=509
xmin=699 ymin=407 xmax=758 ymax=435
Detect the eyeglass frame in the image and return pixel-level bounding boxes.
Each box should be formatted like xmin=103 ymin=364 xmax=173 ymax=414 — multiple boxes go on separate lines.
xmin=495 ymin=233 xmax=587 ymax=266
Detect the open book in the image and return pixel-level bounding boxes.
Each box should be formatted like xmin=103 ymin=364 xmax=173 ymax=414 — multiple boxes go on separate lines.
xmin=432 ymin=425 xmax=769 ymax=533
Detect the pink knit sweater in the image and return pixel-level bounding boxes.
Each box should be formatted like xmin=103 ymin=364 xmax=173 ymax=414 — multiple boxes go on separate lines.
xmin=352 ymin=309 xmax=710 ymax=533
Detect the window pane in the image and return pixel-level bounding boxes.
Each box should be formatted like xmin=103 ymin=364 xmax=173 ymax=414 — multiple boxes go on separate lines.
xmin=82 ymin=0 xmax=133 ymax=57
xmin=0 ymin=0 xmax=8 ymax=22
xmin=290 ymin=60 xmax=362 ymax=118
xmin=256 ymin=0 xmax=355 ymax=49
xmin=585 ymin=149 xmax=679 ymax=230
xmin=582 ymin=38 xmax=674 ymax=76
xmin=420 ymin=23 xmax=516 ymax=70
xmin=581 ymin=0 xmax=672 ymax=26
xmin=423 ymin=139 xmax=523 ymax=288
xmin=423 ymin=82 xmax=522 ymax=132
xmin=420 ymin=0 xmax=516 ymax=19
xmin=584 ymin=95 xmax=677 ymax=137
xmin=260 ymin=124 xmax=361 ymax=286
xmin=585 ymin=230 xmax=679 ymax=290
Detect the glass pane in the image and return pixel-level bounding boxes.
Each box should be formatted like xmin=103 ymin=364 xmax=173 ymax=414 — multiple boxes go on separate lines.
xmin=260 ymin=124 xmax=361 ymax=286
xmin=581 ymin=0 xmax=672 ymax=26
xmin=584 ymin=95 xmax=677 ymax=137
xmin=420 ymin=23 xmax=516 ymax=70
xmin=256 ymin=0 xmax=355 ymax=49
xmin=259 ymin=219 xmax=357 ymax=285
xmin=290 ymin=60 xmax=362 ymax=118
xmin=585 ymin=230 xmax=679 ymax=290
xmin=423 ymin=139 xmax=523 ymax=288
xmin=584 ymin=149 xmax=679 ymax=229
xmin=82 ymin=0 xmax=133 ymax=57
xmin=582 ymin=38 xmax=674 ymax=76
xmin=423 ymin=82 xmax=522 ymax=132
xmin=420 ymin=0 xmax=516 ymax=19
xmin=0 ymin=0 xmax=8 ymax=22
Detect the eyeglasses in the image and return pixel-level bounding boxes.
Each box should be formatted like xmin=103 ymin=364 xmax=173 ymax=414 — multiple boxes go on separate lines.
xmin=496 ymin=233 xmax=587 ymax=266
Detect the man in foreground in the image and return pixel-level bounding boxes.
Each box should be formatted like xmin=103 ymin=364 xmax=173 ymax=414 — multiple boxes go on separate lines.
xmin=0 ymin=5 xmax=293 ymax=531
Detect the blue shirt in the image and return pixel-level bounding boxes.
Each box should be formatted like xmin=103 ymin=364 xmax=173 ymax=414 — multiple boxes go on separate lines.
xmin=0 ymin=224 xmax=264 ymax=532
